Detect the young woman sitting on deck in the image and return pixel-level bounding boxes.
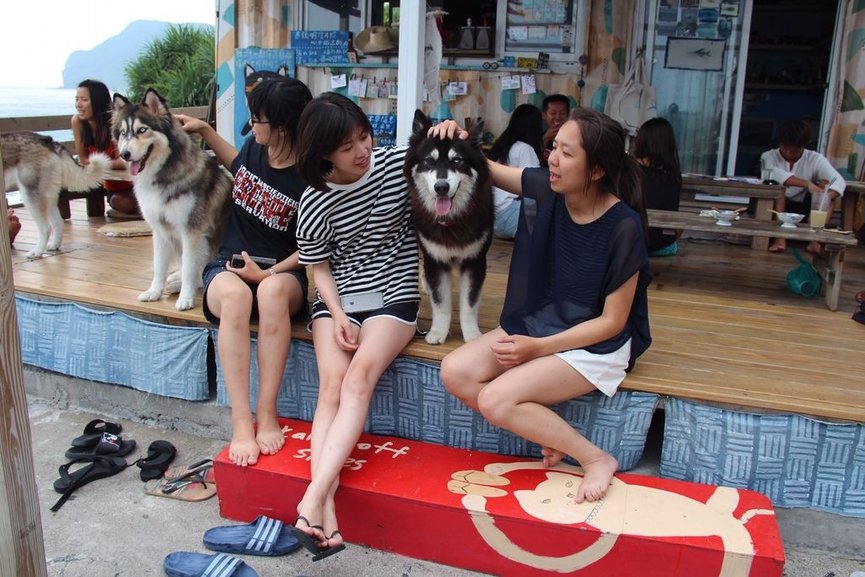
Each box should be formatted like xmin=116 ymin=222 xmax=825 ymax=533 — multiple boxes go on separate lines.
xmin=438 ymin=107 xmax=652 ymax=504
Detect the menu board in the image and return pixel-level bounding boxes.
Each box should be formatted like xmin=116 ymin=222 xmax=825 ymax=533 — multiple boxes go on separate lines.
xmin=291 ymin=30 xmax=350 ymax=65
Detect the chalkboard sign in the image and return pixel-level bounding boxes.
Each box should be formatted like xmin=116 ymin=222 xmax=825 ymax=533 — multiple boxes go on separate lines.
xmin=291 ymin=30 xmax=350 ymax=65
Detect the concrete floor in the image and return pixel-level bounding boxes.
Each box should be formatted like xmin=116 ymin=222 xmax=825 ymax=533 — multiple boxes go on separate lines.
xmin=23 ymin=367 xmax=865 ymax=577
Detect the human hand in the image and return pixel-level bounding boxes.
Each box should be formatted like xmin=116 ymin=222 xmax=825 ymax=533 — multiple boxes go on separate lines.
xmin=174 ymin=114 xmax=207 ymax=134
xmin=225 ymin=250 xmax=267 ymax=282
xmin=334 ymin=314 xmax=359 ymax=352
xmin=429 ymin=120 xmax=469 ymax=141
xmin=489 ymin=334 xmax=541 ymax=368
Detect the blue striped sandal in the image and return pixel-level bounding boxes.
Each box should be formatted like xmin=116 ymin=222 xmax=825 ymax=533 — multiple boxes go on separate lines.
xmin=203 ymin=515 xmax=300 ymax=556
xmin=163 ymin=552 xmax=257 ymax=577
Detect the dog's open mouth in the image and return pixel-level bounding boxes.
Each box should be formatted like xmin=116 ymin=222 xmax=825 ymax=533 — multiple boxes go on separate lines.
xmin=128 ymin=147 xmax=152 ymax=176
xmin=435 ymin=196 xmax=453 ymax=217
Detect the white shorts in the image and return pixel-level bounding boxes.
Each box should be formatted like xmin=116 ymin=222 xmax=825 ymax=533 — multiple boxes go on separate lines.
xmin=554 ymin=339 xmax=632 ymax=397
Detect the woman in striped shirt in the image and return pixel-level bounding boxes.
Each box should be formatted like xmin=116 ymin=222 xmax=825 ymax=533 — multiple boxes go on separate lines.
xmin=292 ymin=93 xmax=420 ymax=558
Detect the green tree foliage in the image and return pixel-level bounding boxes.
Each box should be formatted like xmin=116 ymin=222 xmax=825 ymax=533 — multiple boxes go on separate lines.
xmin=124 ymin=24 xmax=214 ymax=107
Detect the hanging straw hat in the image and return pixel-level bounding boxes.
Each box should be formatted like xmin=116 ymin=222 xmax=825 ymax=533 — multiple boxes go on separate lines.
xmin=355 ymin=26 xmax=397 ymax=54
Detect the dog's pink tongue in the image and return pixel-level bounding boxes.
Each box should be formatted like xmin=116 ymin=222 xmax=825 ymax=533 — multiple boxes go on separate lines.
xmin=129 ymin=161 xmax=143 ymax=176
xmin=435 ymin=197 xmax=452 ymax=217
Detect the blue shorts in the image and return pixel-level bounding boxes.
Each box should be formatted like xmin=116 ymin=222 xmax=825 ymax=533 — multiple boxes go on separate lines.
xmin=201 ymin=258 xmax=309 ymax=325
xmin=494 ymin=199 xmax=520 ymax=239
xmin=310 ymin=299 xmax=419 ymax=328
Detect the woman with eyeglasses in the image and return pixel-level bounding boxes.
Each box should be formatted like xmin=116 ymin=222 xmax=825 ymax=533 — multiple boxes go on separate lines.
xmin=175 ymin=77 xmax=313 ymax=468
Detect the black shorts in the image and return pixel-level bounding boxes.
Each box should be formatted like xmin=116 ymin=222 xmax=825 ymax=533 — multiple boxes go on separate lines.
xmin=309 ymin=299 xmax=419 ymax=328
xmin=201 ymin=258 xmax=309 ymax=325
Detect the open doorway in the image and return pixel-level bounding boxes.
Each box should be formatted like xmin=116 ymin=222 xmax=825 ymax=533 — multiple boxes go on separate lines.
xmin=734 ymin=0 xmax=839 ymax=176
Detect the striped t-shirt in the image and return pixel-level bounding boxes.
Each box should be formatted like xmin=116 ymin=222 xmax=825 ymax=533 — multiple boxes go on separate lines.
xmin=296 ymin=146 xmax=419 ymax=308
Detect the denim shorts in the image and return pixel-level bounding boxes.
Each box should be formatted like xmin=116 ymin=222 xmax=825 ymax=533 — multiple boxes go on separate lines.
xmin=201 ymin=258 xmax=309 ymax=325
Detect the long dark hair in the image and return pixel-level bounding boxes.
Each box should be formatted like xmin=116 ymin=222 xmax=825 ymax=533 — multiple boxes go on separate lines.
xmin=570 ymin=107 xmax=647 ymax=233
xmin=296 ymin=92 xmax=373 ymax=191
xmin=246 ymin=77 xmax=312 ymax=159
xmin=632 ymin=117 xmax=682 ymax=187
xmin=78 ymin=79 xmax=113 ymax=150
xmin=487 ymin=104 xmax=544 ymax=165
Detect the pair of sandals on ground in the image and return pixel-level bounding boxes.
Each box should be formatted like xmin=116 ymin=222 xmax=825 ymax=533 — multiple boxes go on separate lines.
xmin=52 ymin=419 xmax=214 ymax=511
xmin=164 ymin=514 xmax=344 ymax=577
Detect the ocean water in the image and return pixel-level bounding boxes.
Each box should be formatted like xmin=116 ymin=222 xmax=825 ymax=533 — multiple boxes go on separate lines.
xmin=0 ymin=86 xmax=77 ymax=140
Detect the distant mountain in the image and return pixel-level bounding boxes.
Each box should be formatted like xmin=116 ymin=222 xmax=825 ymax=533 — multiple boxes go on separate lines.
xmin=61 ymin=20 xmax=208 ymax=93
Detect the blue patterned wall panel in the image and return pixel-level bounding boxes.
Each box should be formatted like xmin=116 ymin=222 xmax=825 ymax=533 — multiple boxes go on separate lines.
xmin=16 ymin=295 xmax=210 ymax=400
xmin=660 ymin=397 xmax=865 ymax=517
xmin=213 ymin=334 xmax=658 ymax=471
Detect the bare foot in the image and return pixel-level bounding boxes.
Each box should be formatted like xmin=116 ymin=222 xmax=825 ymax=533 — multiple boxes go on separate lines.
xmin=229 ymin=420 xmax=260 ymax=466
xmin=255 ymin=415 xmax=285 ymax=455
xmin=575 ymin=453 xmax=618 ymax=503
xmin=541 ymin=446 xmax=565 ymax=468
xmin=768 ymin=239 xmax=786 ymax=253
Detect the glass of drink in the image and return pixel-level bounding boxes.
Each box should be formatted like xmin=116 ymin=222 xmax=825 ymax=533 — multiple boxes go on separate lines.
xmin=809 ymin=190 xmax=828 ymax=229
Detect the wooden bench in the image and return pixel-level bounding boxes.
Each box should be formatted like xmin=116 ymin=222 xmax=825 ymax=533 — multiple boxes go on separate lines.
xmin=648 ymin=208 xmax=858 ymax=311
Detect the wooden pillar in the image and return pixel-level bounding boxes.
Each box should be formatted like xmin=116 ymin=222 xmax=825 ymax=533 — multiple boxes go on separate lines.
xmin=0 ymin=138 xmax=49 ymax=577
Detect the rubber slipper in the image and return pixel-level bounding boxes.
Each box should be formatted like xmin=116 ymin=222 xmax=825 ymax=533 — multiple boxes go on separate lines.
xmin=203 ymin=515 xmax=300 ymax=556
xmin=64 ymin=432 xmax=136 ymax=460
xmin=71 ymin=419 xmax=122 ymax=448
xmin=164 ymin=552 xmax=258 ymax=577
xmin=289 ymin=516 xmax=325 ymax=555
xmin=164 ymin=458 xmax=216 ymax=484
xmin=144 ymin=469 xmax=216 ymax=501
xmin=51 ymin=456 xmax=128 ymax=512
xmin=313 ymin=531 xmax=346 ymax=562
xmin=134 ymin=440 xmax=177 ymax=481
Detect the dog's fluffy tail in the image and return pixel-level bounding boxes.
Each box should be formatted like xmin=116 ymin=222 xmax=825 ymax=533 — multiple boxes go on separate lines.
xmin=62 ymin=152 xmax=112 ymax=192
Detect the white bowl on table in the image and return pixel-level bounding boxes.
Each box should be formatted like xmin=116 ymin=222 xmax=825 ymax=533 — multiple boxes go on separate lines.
xmin=776 ymin=212 xmax=805 ymax=229
xmin=712 ymin=209 xmax=739 ymax=227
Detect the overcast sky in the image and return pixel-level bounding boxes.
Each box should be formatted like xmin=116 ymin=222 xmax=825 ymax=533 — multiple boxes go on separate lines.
xmin=1 ymin=1 xmax=215 ymax=88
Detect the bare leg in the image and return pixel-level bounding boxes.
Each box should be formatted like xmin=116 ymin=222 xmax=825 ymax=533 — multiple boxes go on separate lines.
xmin=254 ymin=273 xmax=305 ymax=455
xmin=476 ymin=356 xmax=618 ymax=502
xmin=296 ymin=317 xmax=416 ymax=541
xmin=440 ymin=327 xmax=510 ymax=410
xmin=208 ymin=272 xmax=259 ymax=466
xmin=769 ymin=193 xmax=788 ymax=252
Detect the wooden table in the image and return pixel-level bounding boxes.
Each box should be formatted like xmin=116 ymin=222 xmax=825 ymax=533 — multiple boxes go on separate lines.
xmin=648 ymin=208 xmax=858 ymax=310
xmin=681 ymin=175 xmax=784 ymax=251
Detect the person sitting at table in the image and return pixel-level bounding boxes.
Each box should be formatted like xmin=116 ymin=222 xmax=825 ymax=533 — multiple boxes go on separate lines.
xmin=632 ymin=117 xmax=681 ymax=256
xmin=487 ymin=103 xmax=544 ymax=239
xmin=541 ymin=94 xmax=570 ymax=166
xmin=72 ymin=79 xmax=141 ymax=219
xmin=762 ymin=118 xmax=845 ymax=253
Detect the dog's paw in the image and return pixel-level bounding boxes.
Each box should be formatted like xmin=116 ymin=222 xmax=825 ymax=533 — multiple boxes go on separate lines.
xmin=25 ymin=250 xmax=45 ymax=259
xmin=425 ymin=329 xmax=449 ymax=345
xmin=138 ymin=289 xmax=163 ymax=302
xmin=462 ymin=326 xmax=483 ymax=342
xmin=175 ymin=296 xmax=195 ymax=311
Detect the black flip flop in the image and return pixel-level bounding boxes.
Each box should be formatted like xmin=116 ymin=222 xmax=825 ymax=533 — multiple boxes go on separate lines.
xmin=51 ymin=456 xmax=129 ymax=512
xmin=134 ymin=440 xmax=177 ymax=481
xmin=70 ymin=419 xmax=122 ymax=448
xmin=289 ymin=516 xmax=325 ymax=556
xmin=64 ymin=432 xmax=136 ymax=460
xmin=312 ymin=531 xmax=345 ymax=562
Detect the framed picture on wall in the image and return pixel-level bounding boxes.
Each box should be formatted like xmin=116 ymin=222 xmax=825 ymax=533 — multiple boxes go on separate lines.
xmin=664 ymin=37 xmax=726 ymax=71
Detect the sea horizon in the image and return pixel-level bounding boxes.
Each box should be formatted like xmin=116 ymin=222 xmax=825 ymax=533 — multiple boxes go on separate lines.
xmin=0 ymin=86 xmax=80 ymax=141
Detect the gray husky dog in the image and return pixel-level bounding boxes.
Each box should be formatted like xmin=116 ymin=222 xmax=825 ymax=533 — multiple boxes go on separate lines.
xmin=112 ymin=89 xmax=231 ymax=311
xmin=2 ymin=132 xmax=110 ymax=257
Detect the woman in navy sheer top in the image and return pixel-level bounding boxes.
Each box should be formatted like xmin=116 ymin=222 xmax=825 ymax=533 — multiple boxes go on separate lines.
xmin=439 ymin=108 xmax=651 ymax=504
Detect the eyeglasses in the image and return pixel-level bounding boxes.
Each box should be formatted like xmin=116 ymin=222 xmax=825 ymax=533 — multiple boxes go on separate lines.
xmin=248 ymin=117 xmax=270 ymax=126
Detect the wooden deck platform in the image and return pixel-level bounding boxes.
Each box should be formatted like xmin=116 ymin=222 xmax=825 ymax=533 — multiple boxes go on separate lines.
xmin=7 ymin=200 xmax=865 ymax=423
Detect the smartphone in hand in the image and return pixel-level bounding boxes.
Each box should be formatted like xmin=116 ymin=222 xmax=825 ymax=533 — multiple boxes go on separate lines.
xmin=230 ymin=254 xmax=277 ymax=269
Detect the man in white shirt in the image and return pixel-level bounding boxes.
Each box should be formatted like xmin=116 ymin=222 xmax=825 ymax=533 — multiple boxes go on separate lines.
xmin=762 ymin=119 xmax=845 ymax=253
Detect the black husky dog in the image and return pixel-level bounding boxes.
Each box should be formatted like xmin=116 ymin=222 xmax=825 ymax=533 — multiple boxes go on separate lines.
xmin=405 ymin=110 xmax=493 ymax=344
